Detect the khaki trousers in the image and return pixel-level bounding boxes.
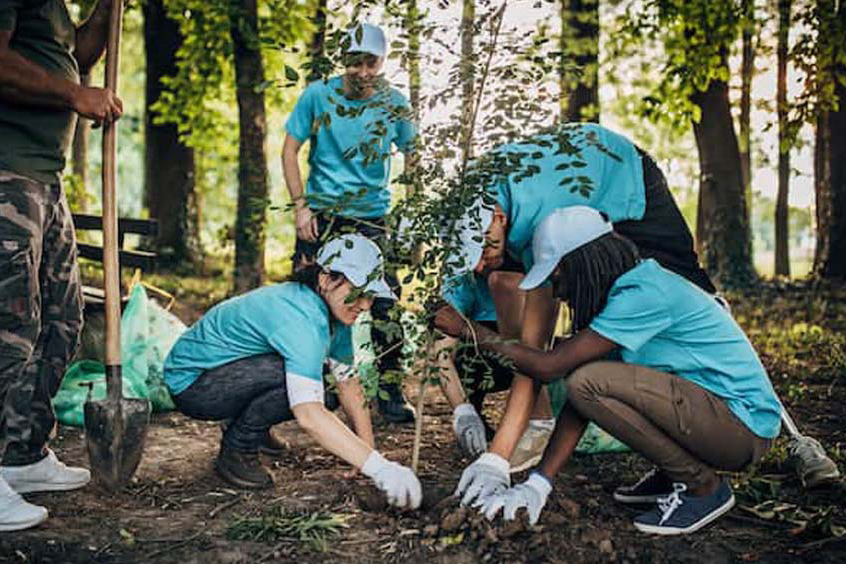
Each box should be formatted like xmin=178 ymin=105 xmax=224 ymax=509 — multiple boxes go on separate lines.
xmin=567 ymin=361 xmax=771 ymax=489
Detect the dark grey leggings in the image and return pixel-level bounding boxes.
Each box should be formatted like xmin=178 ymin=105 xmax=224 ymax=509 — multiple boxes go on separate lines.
xmin=173 ymin=354 xmax=294 ymax=453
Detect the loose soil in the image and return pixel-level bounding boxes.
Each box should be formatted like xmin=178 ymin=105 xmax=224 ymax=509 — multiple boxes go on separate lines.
xmin=2 ymin=283 xmax=844 ymax=563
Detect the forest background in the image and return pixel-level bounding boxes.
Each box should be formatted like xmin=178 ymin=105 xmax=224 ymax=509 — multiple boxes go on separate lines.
xmin=62 ymin=0 xmax=846 ymax=292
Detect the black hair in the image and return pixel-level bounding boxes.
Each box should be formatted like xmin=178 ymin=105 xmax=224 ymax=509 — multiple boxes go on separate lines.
xmin=554 ymin=232 xmax=640 ymax=333
xmin=287 ymin=263 xmax=345 ymax=294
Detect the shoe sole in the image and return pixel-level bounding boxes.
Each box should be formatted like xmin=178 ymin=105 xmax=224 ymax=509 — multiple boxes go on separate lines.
xmin=0 ymin=509 xmax=48 ymax=532
xmin=613 ymin=492 xmax=670 ymax=504
xmin=633 ymin=494 xmax=735 ymax=535
xmin=214 ymin=460 xmax=273 ymax=490
xmin=509 ymin=453 xmax=543 ymax=474
xmin=8 ymin=479 xmax=90 ymax=494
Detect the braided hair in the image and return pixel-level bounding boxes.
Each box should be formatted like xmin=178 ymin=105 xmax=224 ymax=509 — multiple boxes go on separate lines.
xmin=554 ymin=232 xmax=640 ymax=333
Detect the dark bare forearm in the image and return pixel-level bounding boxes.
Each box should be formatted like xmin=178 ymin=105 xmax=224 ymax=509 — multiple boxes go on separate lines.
xmin=75 ymin=0 xmax=114 ymax=74
xmin=468 ymin=323 xmax=617 ymax=383
xmin=0 ymin=46 xmax=78 ymax=109
xmin=536 ymin=404 xmax=589 ymax=479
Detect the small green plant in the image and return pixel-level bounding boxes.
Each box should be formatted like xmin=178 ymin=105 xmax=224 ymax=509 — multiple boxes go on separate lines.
xmin=226 ymin=507 xmax=350 ymax=552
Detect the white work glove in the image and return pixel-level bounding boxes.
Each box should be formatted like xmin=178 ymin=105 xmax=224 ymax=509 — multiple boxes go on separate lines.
xmin=455 ymin=452 xmax=510 ymax=507
xmin=453 ymin=403 xmax=487 ymax=458
xmin=361 ymin=451 xmax=422 ymax=509
xmin=481 ymin=471 xmax=552 ymax=525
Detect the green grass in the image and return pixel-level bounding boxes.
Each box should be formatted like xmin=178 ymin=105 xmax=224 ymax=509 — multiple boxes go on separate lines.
xmin=226 ymin=507 xmax=350 ymax=552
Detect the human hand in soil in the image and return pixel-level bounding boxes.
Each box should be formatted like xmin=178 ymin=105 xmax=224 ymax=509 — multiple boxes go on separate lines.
xmin=455 ymin=452 xmax=510 ymax=508
xmin=432 ymin=303 xmax=468 ymax=338
xmin=481 ymin=471 xmax=552 ymax=525
xmin=453 ymin=404 xmax=487 ymax=457
xmin=361 ymin=451 xmax=422 ymax=509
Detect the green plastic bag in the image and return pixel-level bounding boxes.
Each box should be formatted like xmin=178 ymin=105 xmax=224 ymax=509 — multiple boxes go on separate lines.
xmin=54 ymin=285 xmax=185 ymax=427
xmin=549 ymin=378 xmax=629 ymax=454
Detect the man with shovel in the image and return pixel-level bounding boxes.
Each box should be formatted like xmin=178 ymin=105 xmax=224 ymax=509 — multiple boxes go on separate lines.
xmin=0 ymin=0 xmax=123 ymax=531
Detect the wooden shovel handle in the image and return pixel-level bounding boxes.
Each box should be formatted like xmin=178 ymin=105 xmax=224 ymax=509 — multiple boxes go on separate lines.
xmin=102 ymin=0 xmax=123 ymax=369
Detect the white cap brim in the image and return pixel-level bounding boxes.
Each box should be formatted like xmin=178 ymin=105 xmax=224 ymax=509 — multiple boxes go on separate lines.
xmin=518 ymin=258 xmax=559 ymax=291
xmin=364 ymin=277 xmax=397 ymax=300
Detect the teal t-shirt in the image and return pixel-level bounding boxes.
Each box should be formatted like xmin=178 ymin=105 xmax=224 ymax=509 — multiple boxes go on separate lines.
xmin=443 ymin=273 xmax=496 ymax=322
xmin=471 ymin=123 xmax=646 ymax=269
xmin=589 ymin=260 xmax=782 ymax=439
xmin=164 ymin=283 xmax=353 ymax=395
xmin=285 ymin=76 xmax=416 ymax=218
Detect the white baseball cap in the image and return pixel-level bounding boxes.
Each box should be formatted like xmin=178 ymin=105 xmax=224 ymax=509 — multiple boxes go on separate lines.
xmin=443 ymin=196 xmax=495 ymax=276
xmin=518 ymin=206 xmax=613 ymax=290
xmin=316 ymin=234 xmax=396 ymax=300
xmin=347 ymin=23 xmax=387 ymax=58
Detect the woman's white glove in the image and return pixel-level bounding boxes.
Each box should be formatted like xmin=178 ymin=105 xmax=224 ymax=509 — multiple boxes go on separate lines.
xmin=480 ymin=471 xmax=552 ymax=525
xmin=453 ymin=403 xmax=487 ymax=457
xmin=455 ymin=452 xmax=510 ymax=507
xmin=361 ymin=451 xmax=422 ymax=509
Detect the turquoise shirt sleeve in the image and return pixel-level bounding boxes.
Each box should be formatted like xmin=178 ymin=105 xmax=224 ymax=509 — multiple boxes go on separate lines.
xmin=589 ymin=281 xmax=672 ymax=352
xmin=285 ymin=82 xmax=319 ymax=142
xmin=389 ymin=90 xmax=416 ymax=153
xmin=329 ymin=324 xmax=354 ymax=365
xmin=266 ymin=321 xmax=325 ymax=382
xmin=443 ymin=275 xmax=478 ymax=318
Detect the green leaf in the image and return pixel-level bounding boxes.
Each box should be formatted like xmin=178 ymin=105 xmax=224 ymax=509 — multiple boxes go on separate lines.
xmin=284 ymin=65 xmax=299 ymax=82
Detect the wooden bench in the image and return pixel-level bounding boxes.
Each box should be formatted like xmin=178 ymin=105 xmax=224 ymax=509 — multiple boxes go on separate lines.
xmin=72 ymin=213 xmax=158 ymax=311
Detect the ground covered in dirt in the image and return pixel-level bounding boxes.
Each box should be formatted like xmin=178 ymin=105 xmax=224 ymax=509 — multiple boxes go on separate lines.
xmin=2 ymin=282 xmax=845 ymax=563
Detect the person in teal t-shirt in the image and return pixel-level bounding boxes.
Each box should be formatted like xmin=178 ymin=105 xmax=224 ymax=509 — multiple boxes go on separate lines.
xmin=436 ymin=206 xmax=780 ymax=535
xmin=163 ymin=235 xmax=421 ymax=510
xmin=443 ymin=122 xmax=717 ymax=479
xmin=282 ymin=23 xmax=417 ymax=423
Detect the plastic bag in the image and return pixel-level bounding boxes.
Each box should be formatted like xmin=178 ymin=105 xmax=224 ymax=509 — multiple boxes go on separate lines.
xmin=54 ymin=285 xmax=185 ymax=427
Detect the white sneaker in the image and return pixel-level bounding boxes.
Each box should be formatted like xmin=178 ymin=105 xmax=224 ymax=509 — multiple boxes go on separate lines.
xmin=509 ymin=423 xmax=553 ymax=474
xmin=788 ymin=436 xmax=841 ymax=488
xmin=0 ymin=449 xmax=90 ymax=494
xmin=0 ymin=475 xmax=48 ymax=531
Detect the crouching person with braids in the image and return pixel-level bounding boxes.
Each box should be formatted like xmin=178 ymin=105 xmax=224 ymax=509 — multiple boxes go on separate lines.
xmin=436 ymin=206 xmax=780 ymax=535
xmin=164 ymin=235 xmax=421 ymax=509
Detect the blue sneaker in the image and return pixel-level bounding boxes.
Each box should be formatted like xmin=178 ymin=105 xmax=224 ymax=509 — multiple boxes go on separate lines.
xmin=633 ymin=480 xmax=735 ymax=535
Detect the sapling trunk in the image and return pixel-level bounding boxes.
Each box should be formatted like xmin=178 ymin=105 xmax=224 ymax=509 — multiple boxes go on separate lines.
xmin=408 ymin=2 xmax=507 ymax=476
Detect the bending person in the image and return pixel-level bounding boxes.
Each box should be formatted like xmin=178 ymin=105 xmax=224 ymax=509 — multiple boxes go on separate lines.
xmin=445 ymin=122 xmax=715 ymax=473
xmin=436 ymin=207 xmax=781 ymax=535
xmin=164 ymin=235 xmax=421 ymax=509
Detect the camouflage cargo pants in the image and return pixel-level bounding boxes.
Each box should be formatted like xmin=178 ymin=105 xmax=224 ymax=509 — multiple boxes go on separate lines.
xmin=0 ymin=170 xmax=83 ymax=466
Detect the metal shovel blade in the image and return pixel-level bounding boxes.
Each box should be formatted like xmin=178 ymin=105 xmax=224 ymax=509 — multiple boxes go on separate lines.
xmin=84 ymin=365 xmax=150 ymax=492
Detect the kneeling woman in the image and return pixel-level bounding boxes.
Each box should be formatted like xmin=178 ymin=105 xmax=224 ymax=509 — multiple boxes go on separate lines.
xmin=436 ymin=206 xmax=780 ymax=534
xmin=164 ymin=235 xmax=421 ymax=509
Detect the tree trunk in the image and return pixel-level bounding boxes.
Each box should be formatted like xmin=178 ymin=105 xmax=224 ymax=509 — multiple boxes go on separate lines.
xmin=143 ymin=0 xmax=200 ymax=267
xmin=307 ymin=0 xmax=327 ymax=82
xmin=560 ymin=0 xmax=599 ymax=122
xmin=739 ymin=0 xmax=754 ymax=208
xmin=405 ymin=0 xmax=421 ymax=198
xmin=775 ymin=0 xmax=791 ymax=277
xmin=229 ymin=0 xmax=269 ymax=292
xmin=460 ymin=0 xmax=475 ymax=160
xmin=813 ymin=0 xmax=846 ymax=280
xmin=71 ymin=73 xmax=90 ymax=202
xmin=691 ymin=77 xmax=757 ymax=288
